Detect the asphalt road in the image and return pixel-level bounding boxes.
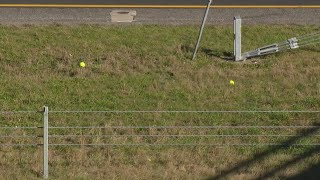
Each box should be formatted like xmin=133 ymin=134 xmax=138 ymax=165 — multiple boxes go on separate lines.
xmin=0 ymin=8 xmax=318 ymax=25
xmin=0 ymin=0 xmax=318 ymax=24
xmin=0 ymin=0 xmax=318 ymax=6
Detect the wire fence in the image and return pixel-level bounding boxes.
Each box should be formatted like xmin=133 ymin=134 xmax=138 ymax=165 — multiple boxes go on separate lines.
xmin=1 ymin=107 xmax=320 ymax=178
xmin=0 ymin=108 xmax=320 ymax=147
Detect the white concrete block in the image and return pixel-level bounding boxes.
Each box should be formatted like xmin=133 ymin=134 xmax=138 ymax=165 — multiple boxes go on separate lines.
xmin=110 ymin=10 xmax=137 ymax=23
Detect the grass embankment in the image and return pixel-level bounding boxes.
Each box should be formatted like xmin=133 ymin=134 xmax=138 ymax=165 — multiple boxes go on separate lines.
xmin=0 ymin=25 xmax=320 ymax=179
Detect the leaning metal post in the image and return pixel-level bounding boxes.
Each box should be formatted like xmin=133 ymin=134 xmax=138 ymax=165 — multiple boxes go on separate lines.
xmin=192 ymin=0 xmax=213 ymax=60
xmin=43 ymin=106 xmax=49 ymax=179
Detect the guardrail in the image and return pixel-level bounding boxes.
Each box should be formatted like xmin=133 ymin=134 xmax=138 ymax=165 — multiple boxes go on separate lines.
xmin=1 ymin=107 xmax=320 ymax=178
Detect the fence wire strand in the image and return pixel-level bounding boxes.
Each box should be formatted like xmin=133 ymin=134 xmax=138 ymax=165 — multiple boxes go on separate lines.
xmin=49 ymin=143 xmax=320 ymax=147
xmin=1 ymin=109 xmax=320 ymax=148
xmin=0 ymin=127 xmax=40 ymax=129
xmin=49 ymin=134 xmax=320 ymax=138
xmin=0 ymin=135 xmax=40 ymax=138
xmin=0 ymin=143 xmax=40 ymax=146
xmin=0 ymin=111 xmax=40 ymax=114
xmin=49 ymin=125 xmax=320 ymax=129
xmin=49 ymin=110 xmax=320 ymax=113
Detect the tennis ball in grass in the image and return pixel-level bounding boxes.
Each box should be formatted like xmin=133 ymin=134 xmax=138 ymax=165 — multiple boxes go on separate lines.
xmin=79 ymin=62 xmax=86 ymax=68
xmin=229 ymin=80 xmax=235 ymax=85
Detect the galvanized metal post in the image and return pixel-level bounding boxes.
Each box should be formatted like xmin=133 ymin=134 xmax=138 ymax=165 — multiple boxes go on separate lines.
xmin=192 ymin=0 xmax=213 ymax=60
xmin=234 ymin=16 xmax=242 ymax=61
xmin=43 ymin=106 xmax=49 ymax=179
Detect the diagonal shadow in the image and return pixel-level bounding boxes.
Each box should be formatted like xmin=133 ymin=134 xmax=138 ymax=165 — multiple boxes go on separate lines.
xmin=255 ymin=145 xmax=320 ymax=179
xmin=207 ymin=123 xmax=320 ymax=180
xmin=285 ymin=161 xmax=320 ymax=180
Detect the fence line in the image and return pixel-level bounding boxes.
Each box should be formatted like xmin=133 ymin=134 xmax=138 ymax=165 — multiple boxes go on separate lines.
xmin=0 ymin=135 xmax=40 ymax=138
xmin=0 ymin=143 xmax=40 ymax=146
xmin=2 ymin=143 xmax=320 ymax=147
xmin=48 ymin=110 xmax=320 ymax=113
xmin=1 ymin=107 xmax=320 ymax=178
xmin=0 ymin=111 xmax=40 ymax=114
xmin=0 ymin=127 xmax=40 ymax=129
xmin=2 ymin=109 xmax=320 ymax=113
xmin=48 ymin=134 xmax=320 ymax=138
xmin=48 ymin=125 xmax=320 ymax=129
xmin=48 ymin=143 xmax=320 ymax=147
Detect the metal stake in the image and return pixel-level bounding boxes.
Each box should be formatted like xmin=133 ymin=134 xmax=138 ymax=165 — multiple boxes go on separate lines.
xmin=192 ymin=0 xmax=213 ymax=60
xmin=43 ymin=106 xmax=49 ymax=179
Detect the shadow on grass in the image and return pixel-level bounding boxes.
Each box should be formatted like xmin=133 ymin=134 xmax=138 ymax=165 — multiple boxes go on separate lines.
xmin=286 ymin=162 xmax=320 ymax=180
xmin=201 ymin=48 xmax=234 ymax=60
xmin=206 ymin=123 xmax=320 ymax=180
xmin=181 ymin=45 xmax=194 ymax=53
xmin=180 ymin=45 xmax=234 ymax=60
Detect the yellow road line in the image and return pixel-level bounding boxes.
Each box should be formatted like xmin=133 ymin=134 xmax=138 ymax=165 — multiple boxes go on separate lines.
xmin=0 ymin=4 xmax=319 ymax=8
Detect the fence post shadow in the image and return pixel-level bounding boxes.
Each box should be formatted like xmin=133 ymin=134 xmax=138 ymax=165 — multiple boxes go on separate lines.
xmin=207 ymin=123 xmax=320 ymax=180
xmin=201 ymin=48 xmax=234 ymax=60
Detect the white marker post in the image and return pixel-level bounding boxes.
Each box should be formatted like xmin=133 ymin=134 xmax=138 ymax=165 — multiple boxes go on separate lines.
xmin=234 ymin=16 xmax=243 ymax=61
xmin=43 ymin=106 xmax=49 ymax=179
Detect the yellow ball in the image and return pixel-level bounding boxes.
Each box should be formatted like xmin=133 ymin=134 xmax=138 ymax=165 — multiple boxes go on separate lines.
xmin=79 ymin=62 xmax=86 ymax=68
xmin=229 ymin=80 xmax=235 ymax=85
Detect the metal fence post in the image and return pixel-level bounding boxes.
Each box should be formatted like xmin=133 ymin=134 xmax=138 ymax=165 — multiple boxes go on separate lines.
xmin=234 ymin=16 xmax=242 ymax=61
xmin=43 ymin=106 xmax=49 ymax=179
xmin=192 ymin=0 xmax=213 ymax=60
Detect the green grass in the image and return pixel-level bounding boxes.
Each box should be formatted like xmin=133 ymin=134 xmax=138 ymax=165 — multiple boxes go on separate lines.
xmin=0 ymin=24 xmax=319 ymax=111
xmin=0 ymin=24 xmax=320 ymax=179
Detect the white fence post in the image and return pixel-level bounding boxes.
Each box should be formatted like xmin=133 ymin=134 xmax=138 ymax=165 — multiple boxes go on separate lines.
xmin=234 ymin=16 xmax=242 ymax=61
xmin=43 ymin=106 xmax=49 ymax=179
